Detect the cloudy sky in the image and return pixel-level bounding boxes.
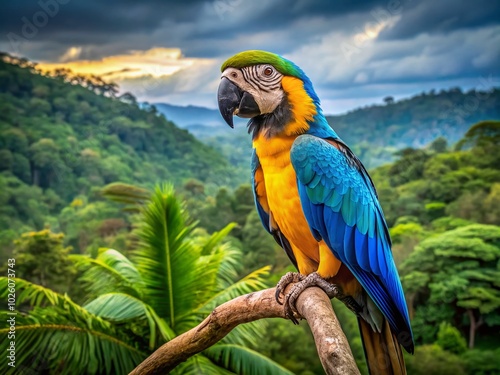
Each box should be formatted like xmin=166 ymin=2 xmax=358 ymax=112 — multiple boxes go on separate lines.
xmin=1 ymin=0 xmax=499 ymax=114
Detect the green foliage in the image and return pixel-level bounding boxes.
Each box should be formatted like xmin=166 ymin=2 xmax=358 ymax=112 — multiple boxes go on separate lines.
xmin=389 ymin=148 xmax=431 ymax=186
xmin=1 ymin=53 xmax=500 ymax=374
xmin=100 ymin=182 xmax=150 ymax=212
xmin=0 ymin=56 xmax=243 ymax=243
xmin=58 ymin=199 xmax=128 ymax=255
xmin=193 ymin=185 xmax=254 ymax=235
xmin=390 ymin=222 xmax=425 ymax=243
xmin=483 ymin=183 xmax=500 ymax=224
xmin=204 ymin=345 xmax=294 ymax=375
xmin=407 ymin=345 xmax=500 ymax=375
xmin=405 ymin=344 xmax=466 ymax=375
xmin=430 ymin=216 xmax=474 ymax=232
xmin=401 ymin=224 xmax=500 ymax=347
xmin=1 ymin=185 xmax=286 ymax=374
xmin=389 ymin=222 xmax=426 ymax=267
xmin=429 ymin=136 xmax=448 ymax=153
xmin=436 ymin=322 xmax=467 ymax=354
xmin=327 ymin=90 xmax=500 ymax=169
xmin=73 ymin=248 xmax=145 ymax=301
xmin=372 ymin=123 xmax=500 ymax=227
xmin=0 ymin=278 xmax=146 ymax=375
xmin=456 ymin=120 xmax=500 ymax=151
xmin=12 ymin=229 xmax=76 ymax=293
xmin=256 ymin=318 xmax=324 ymax=375
xmin=462 ymin=349 xmax=500 ymax=375
xmin=425 ymin=201 xmax=447 ymax=221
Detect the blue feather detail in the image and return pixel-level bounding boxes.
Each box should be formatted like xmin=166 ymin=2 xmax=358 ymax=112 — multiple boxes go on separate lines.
xmin=291 ymin=134 xmax=414 ymax=352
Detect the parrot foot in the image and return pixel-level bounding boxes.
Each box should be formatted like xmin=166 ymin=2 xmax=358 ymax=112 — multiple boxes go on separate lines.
xmin=276 ymin=272 xmax=339 ymax=325
xmin=275 ymin=271 xmax=304 ymax=305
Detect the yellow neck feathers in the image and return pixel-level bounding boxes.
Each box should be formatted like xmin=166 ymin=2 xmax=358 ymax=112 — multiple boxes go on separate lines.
xmin=280 ymin=76 xmax=317 ymax=136
xmin=252 ymin=76 xmax=317 ymax=158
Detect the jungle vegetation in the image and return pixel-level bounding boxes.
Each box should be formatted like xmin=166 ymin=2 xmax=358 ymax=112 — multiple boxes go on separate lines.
xmin=1 ymin=53 xmax=499 ymax=375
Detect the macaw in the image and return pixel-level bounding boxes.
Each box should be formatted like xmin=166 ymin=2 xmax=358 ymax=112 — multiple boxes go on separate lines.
xmin=217 ymin=50 xmax=414 ymax=375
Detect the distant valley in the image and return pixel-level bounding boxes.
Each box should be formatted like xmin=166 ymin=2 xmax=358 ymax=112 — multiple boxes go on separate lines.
xmin=154 ymin=103 xmax=248 ymax=137
xmin=155 ymin=87 xmax=500 ymax=169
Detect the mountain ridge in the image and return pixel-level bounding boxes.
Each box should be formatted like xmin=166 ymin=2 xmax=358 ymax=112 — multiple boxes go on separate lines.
xmin=155 ymin=87 xmax=500 ymax=169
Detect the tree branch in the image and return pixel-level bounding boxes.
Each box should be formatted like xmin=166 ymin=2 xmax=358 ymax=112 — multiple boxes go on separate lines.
xmin=129 ymin=286 xmax=360 ymax=375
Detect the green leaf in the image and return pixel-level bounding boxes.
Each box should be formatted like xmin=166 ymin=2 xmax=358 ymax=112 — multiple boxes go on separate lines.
xmin=200 ymin=222 xmax=237 ymax=256
xmin=84 ymin=292 xmax=176 ymax=348
xmin=0 ymin=278 xmax=147 ymax=374
xmin=72 ymin=249 xmax=144 ymax=301
xmin=205 ymin=344 xmax=294 ymax=375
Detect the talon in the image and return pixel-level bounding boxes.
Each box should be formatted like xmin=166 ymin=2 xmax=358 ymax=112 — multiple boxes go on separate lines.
xmin=275 ymin=288 xmax=284 ymax=305
xmin=275 ymin=272 xmax=303 ymax=305
xmin=277 ymin=272 xmax=339 ymax=324
xmin=284 ymin=297 xmax=300 ymax=325
xmin=288 ymin=287 xmax=302 ymax=315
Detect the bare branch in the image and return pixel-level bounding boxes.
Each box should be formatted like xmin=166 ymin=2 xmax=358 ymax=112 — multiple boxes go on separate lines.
xmin=129 ymin=286 xmax=360 ymax=375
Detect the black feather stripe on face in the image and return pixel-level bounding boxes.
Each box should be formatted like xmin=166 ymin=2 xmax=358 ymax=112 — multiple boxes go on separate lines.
xmin=241 ymin=65 xmax=282 ymax=93
xmin=247 ymin=94 xmax=292 ymax=139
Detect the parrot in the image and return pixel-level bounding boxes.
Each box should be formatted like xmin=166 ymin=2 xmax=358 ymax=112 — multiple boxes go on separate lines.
xmin=217 ymin=50 xmax=414 ymax=375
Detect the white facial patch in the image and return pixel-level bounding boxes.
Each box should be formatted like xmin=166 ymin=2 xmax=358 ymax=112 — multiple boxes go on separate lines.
xmin=221 ymin=66 xmax=284 ymax=115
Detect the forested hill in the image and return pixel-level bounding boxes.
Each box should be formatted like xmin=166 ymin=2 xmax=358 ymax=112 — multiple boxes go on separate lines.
xmin=0 ymin=55 xmax=242 ymax=234
xmin=327 ymin=88 xmax=500 ymax=166
xmin=155 ymin=88 xmax=500 ymax=169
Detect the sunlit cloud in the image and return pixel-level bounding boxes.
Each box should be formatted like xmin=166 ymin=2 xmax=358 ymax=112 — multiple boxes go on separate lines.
xmin=352 ymin=12 xmax=400 ymax=46
xmin=59 ymin=46 xmax=82 ymax=62
xmin=39 ymin=47 xmax=213 ymax=81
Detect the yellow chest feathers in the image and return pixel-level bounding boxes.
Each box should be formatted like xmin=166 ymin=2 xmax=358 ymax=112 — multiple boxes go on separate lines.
xmin=253 ymin=76 xmax=317 ymax=236
xmin=252 ymin=75 xmax=319 ymax=256
xmin=255 ymin=137 xmax=309 ymax=245
xmin=254 ymin=136 xmax=322 ymax=273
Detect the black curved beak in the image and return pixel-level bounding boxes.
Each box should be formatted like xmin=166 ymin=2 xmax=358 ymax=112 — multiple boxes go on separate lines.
xmin=217 ymin=77 xmax=260 ymax=128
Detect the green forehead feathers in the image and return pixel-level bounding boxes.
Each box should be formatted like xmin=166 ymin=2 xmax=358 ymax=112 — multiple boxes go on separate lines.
xmin=221 ymin=50 xmax=302 ymax=78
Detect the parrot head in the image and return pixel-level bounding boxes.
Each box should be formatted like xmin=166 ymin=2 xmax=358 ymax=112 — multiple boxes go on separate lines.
xmin=217 ymin=50 xmax=323 ymax=137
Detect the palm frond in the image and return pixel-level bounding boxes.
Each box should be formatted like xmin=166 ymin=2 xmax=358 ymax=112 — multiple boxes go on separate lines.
xmin=200 ymin=223 xmax=237 ymax=256
xmin=100 ymin=182 xmax=150 ymax=212
xmin=173 ymin=354 xmax=236 ymax=375
xmin=71 ymin=249 xmax=144 ymax=301
xmin=133 ymin=184 xmax=222 ymax=331
xmin=84 ymin=292 xmax=175 ymax=348
xmin=205 ymin=344 xmax=295 ymax=375
xmin=198 ymin=265 xmax=271 ymax=313
xmin=0 ymin=277 xmax=103 ymax=323
xmin=0 ymin=308 xmax=146 ymax=375
xmin=191 ymin=265 xmax=270 ymax=347
xmin=0 ymin=278 xmax=147 ymax=374
xmin=213 ymin=244 xmax=243 ymax=289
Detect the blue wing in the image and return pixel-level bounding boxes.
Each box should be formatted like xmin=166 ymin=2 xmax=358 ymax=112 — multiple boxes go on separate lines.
xmin=290 ymin=134 xmax=414 ymax=352
xmin=251 ymin=150 xmax=298 ymax=269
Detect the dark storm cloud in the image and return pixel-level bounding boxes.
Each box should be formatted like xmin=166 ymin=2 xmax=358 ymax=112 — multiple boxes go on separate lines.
xmin=0 ymin=0 xmax=201 ymax=35
xmin=0 ymin=0 xmax=208 ymax=59
xmin=0 ymin=0 xmax=406 ymax=60
xmin=0 ymin=0 xmax=380 ymax=37
xmin=0 ymin=0 xmax=498 ymax=113
xmin=379 ymin=0 xmax=500 ymax=40
xmin=2 ymin=0 xmax=498 ymax=61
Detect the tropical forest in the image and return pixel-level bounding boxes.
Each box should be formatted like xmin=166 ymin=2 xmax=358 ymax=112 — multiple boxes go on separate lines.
xmin=0 ymin=52 xmax=499 ymax=375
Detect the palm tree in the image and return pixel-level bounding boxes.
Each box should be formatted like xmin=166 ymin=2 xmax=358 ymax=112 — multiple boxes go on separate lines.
xmin=0 ymin=184 xmax=293 ymax=375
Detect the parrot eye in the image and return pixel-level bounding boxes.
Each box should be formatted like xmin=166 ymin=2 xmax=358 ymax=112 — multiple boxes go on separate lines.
xmin=263 ymin=67 xmax=273 ymax=76
xmin=230 ymin=71 xmax=238 ymax=79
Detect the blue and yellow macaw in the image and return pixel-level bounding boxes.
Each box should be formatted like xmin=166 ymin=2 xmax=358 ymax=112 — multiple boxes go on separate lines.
xmin=217 ymin=50 xmax=414 ymax=374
